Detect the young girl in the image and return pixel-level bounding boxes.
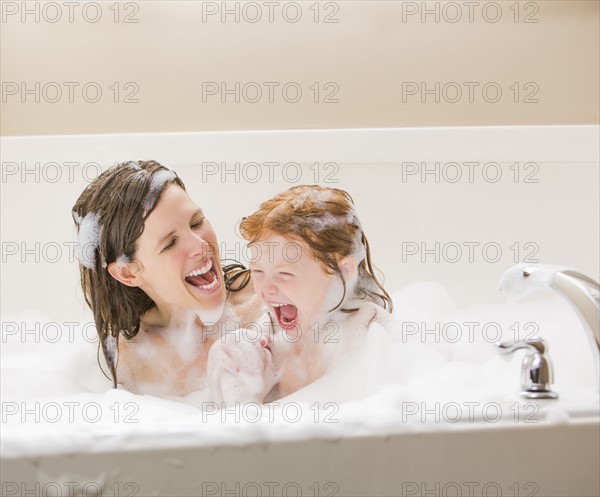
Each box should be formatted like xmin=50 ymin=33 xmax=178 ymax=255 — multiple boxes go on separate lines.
xmin=207 ymin=185 xmax=394 ymax=404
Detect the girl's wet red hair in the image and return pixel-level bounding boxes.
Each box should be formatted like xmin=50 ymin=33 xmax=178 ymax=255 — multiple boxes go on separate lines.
xmin=239 ymin=185 xmax=393 ymax=313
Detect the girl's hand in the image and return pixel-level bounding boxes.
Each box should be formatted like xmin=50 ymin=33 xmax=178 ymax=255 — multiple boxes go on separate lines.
xmin=207 ymin=330 xmax=277 ymax=406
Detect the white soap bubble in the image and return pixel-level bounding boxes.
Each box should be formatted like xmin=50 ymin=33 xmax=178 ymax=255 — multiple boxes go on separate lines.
xmin=77 ymin=212 xmax=101 ymax=269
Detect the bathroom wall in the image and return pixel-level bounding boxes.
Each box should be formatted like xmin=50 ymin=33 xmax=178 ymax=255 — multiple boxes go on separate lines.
xmin=1 ymin=2 xmax=599 ymax=319
xmin=2 ymin=127 xmax=598 ymax=321
xmin=1 ymin=0 xmax=598 ymax=136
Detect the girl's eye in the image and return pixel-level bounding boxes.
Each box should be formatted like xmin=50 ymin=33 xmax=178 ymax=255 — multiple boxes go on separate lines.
xmin=279 ymin=272 xmax=294 ymax=278
xmin=250 ymin=269 xmax=265 ymax=279
xmin=191 ymin=219 xmax=204 ymax=230
xmin=161 ymin=238 xmax=177 ymax=253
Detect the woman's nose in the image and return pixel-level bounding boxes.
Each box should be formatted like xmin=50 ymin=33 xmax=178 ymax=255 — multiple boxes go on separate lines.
xmin=186 ymin=231 xmax=210 ymax=258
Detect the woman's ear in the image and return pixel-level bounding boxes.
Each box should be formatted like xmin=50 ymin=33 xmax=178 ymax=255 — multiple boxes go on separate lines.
xmin=339 ymin=256 xmax=358 ymax=282
xmin=107 ymin=261 xmax=144 ymax=287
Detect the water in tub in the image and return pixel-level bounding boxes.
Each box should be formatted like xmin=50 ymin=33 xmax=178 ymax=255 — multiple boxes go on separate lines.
xmin=1 ymin=274 xmax=599 ymax=457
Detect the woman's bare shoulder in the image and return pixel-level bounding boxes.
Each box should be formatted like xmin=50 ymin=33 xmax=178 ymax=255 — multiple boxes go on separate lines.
xmin=117 ymin=319 xmax=167 ymax=363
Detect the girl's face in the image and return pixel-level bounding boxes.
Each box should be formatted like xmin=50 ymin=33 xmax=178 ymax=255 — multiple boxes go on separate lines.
xmin=249 ymin=233 xmax=344 ymax=338
xmin=129 ymin=185 xmax=226 ymax=319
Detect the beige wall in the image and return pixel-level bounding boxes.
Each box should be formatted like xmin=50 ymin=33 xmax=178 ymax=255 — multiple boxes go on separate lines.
xmin=1 ymin=0 xmax=598 ymax=136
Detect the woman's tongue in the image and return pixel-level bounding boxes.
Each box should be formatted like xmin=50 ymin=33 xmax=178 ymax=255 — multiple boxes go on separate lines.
xmin=186 ymin=270 xmax=215 ymax=286
xmin=277 ymin=304 xmax=298 ymax=330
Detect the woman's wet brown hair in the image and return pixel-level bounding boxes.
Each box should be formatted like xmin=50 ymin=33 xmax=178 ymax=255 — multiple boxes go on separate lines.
xmin=72 ymin=161 xmax=185 ymax=386
xmin=239 ymin=185 xmax=393 ymax=314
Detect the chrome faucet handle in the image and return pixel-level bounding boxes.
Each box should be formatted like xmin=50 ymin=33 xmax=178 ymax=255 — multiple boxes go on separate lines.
xmin=495 ymin=338 xmax=559 ymax=399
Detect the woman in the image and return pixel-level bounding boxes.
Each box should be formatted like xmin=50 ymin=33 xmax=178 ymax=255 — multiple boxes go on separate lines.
xmin=72 ymin=160 xmax=263 ymax=396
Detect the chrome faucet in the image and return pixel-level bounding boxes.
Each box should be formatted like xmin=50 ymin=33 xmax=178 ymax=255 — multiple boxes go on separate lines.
xmin=552 ymin=269 xmax=600 ymax=348
xmin=499 ymin=264 xmax=600 ymax=393
xmin=496 ymin=338 xmax=558 ymax=399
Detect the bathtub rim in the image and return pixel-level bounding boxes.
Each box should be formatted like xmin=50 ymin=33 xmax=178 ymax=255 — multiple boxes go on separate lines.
xmin=1 ymin=124 xmax=598 ymax=164
xmin=1 ymin=399 xmax=598 ymax=460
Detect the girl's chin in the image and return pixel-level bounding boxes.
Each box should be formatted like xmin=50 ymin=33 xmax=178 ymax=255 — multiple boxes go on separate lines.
xmin=281 ymin=321 xmax=306 ymax=341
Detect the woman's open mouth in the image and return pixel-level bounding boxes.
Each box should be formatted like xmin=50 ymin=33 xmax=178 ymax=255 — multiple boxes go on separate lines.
xmin=185 ymin=257 xmax=220 ymax=292
xmin=271 ymin=303 xmax=298 ymax=331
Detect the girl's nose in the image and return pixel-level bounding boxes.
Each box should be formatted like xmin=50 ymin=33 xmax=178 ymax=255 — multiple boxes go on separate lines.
xmin=260 ymin=277 xmax=278 ymax=298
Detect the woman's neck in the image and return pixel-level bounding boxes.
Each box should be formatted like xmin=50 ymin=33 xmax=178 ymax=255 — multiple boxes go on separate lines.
xmin=141 ymin=306 xmax=171 ymax=329
xmin=141 ymin=303 xmax=193 ymax=330
xmin=141 ymin=302 xmax=231 ymax=338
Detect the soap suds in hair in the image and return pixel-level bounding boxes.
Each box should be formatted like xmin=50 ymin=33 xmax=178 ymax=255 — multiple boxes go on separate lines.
xmin=103 ymin=333 xmax=118 ymax=369
xmin=78 ymin=213 xmax=101 ymax=269
xmin=299 ymin=212 xmax=352 ymax=232
xmin=285 ymin=190 xmax=366 ymax=262
xmin=141 ymin=170 xmax=177 ymax=211
xmin=115 ymin=254 xmax=130 ymax=268
xmin=290 ymin=189 xmax=336 ymax=207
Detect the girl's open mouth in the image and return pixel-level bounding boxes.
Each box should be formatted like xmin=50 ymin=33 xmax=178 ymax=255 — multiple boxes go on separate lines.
xmin=185 ymin=257 xmax=220 ymax=292
xmin=272 ymin=303 xmax=298 ymax=331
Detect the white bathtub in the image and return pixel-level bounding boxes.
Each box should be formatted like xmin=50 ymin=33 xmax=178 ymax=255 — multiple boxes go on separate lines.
xmin=1 ymin=126 xmax=599 ymax=496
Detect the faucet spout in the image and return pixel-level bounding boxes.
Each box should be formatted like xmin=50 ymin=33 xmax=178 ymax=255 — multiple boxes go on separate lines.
xmin=500 ymin=264 xmax=600 ymax=392
xmin=552 ymin=271 xmax=600 ymax=350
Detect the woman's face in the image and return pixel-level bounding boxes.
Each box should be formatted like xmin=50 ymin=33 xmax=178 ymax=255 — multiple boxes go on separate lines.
xmin=132 ymin=184 xmax=226 ymax=319
xmin=249 ymin=233 xmax=344 ymax=338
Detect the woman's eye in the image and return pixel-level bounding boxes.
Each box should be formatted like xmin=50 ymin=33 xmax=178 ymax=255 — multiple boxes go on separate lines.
xmin=161 ymin=238 xmax=177 ymax=253
xmin=191 ymin=219 xmax=204 ymax=230
xmin=279 ymin=272 xmax=294 ymax=278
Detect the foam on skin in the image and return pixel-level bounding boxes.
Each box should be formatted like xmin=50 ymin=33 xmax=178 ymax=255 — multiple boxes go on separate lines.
xmin=197 ymin=303 xmax=226 ymax=326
